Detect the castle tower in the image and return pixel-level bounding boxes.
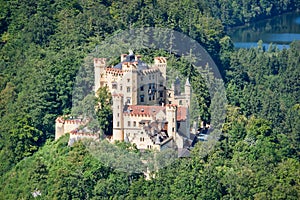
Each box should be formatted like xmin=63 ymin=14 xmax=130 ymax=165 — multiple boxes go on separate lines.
xmin=166 ymin=104 xmax=177 ymax=139
xmin=185 ymin=78 xmax=191 ymax=108
xmin=154 ymin=57 xmax=167 ymax=83
xmin=112 ymin=93 xmax=124 ymax=141
xmin=121 ymin=61 xmax=138 ymax=105
xmin=94 ymin=58 xmax=106 ymax=93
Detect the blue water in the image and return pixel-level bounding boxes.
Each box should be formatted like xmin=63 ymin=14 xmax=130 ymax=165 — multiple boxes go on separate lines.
xmin=295 ymin=17 xmax=300 ymax=24
xmin=234 ymin=42 xmax=289 ymax=50
xmin=228 ymin=12 xmax=300 ymax=49
xmin=264 ymin=33 xmax=300 ymax=42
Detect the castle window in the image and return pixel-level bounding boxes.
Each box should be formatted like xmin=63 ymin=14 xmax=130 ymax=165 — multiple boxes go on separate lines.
xmin=172 ymin=127 xmax=175 ymax=132
xmin=140 ymin=95 xmax=144 ymax=102
xmin=159 ymin=91 xmax=163 ymax=97
xmin=127 ymin=78 xmax=130 ymax=83
xmin=128 ymin=121 xmax=131 ymax=127
xmin=112 ymin=82 xmax=117 ymax=89
xmin=133 ymin=121 xmax=136 ymax=127
xmin=179 ymin=100 xmax=183 ymax=105
xmin=152 ymin=75 xmax=154 ymax=79
xmin=120 ymin=85 xmax=123 ymax=90
xmin=173 ymin=118 xmax=175 ymax=122
xmin=168 ymin=93 xmax=171 ymax=97
xmin=126 ymin=97 xmax=131 ymax=104
xmin=117 ymin=113 xmax=120 ymax=117
xmin=159 ymin=82 xmax=163 ymax=87
xmin=141 ymin=77 xmax=143 ymax=81
xmin=127 ymin=87 xmax=130 ymax=92
xmin=117 ymin=121 xmax=120 ymax=127
xmin=152 ymin=95 xmax=155 ymax=100
xmin=140 ymin=86 xmax=144 ymax=91
xmin=140 ymin=137 xmax=144 ymax=142
xmin=149 ymin=96 xmax=152 ymax=101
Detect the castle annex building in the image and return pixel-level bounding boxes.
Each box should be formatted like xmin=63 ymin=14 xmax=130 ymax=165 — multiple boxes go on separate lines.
xmin=56 ymin=52 xmax=194 ymax=152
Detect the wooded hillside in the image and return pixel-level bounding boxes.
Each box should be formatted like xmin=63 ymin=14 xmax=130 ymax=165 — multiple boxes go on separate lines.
xmin=0 ymin=0 xmax=299 ymax=199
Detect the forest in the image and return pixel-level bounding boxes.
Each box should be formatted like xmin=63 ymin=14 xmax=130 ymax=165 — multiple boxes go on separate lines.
xmin=0 ymin=0 xmax=299 ymax=199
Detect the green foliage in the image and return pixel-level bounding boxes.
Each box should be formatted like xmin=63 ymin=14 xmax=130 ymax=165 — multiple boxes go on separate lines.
xmin=96 ymin=86 xmax=113 ymax=136
xmin=198 ymin=0 xmax=299 ymax=26
xmin=0 ymin=0 xmax=299 ymax=199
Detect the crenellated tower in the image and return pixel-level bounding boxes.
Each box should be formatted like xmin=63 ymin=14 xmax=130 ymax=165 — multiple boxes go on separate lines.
xmin=154 ymin=57 xmax=167 ymax=83
xmin=94 ymin=58 xmax=106 ymax=93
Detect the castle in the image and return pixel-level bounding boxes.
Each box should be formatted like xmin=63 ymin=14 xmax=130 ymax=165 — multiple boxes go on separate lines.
xmin=55 ymin=52 xmax=194 ymax=152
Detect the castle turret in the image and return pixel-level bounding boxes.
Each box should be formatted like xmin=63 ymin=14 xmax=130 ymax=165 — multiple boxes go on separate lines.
xmin=185 ymin=78 xmax=191 ymax=108
xmin=112 ymin=93 xmax=124 ymax=141
xmin=154 ymin=57 xmax=167 ymax=83
xmin=94 ymin=58 xmax=106 ymax=93
xmin=166 ymin=104 xmax=177 ymax=139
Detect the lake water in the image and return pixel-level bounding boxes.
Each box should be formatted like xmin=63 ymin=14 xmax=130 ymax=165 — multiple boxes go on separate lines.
xmin=227 ymin=12 xmax=300 ymax=49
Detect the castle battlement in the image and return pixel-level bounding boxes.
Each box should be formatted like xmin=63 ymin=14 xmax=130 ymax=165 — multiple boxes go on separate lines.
xmin=123 ymin=113 xmax=152 ymax=117
xmin=70 ymin=131 xmax=98 ymax=138
xmin=166 ymin=104 xmax=177 ymax=109
xmin=55 ymin=117 xmax=85 ymax=125
xmin=154 ymin=57 xmax=167 ymax=64
xmin=94 ymin=58 xmax=106 ymax=66
xmin=141 ymin=68 xmax=160 ymax=74
xmin=106 ymin=68 xmax=124 ymax=76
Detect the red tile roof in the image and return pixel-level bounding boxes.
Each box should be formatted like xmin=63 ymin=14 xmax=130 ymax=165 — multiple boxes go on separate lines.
xmin=124 ymin=105 xmax=165 ymax=116
xmin=177 ymin=106 xmax=187 ymax=121
xmin=124 ymin=105 xmax=188 ymax=121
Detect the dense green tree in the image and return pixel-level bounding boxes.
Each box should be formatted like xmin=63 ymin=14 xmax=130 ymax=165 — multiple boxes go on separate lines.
xmin=96 ymin=86 xmax=113 ymax=136
xmin=0 ymin=0 xmax=299 ymax=199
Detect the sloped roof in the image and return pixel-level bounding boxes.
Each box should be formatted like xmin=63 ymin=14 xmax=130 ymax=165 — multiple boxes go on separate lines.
xmin=113 ymin=54 xmax=149 ymax=71
xmin=124 ymin=105 xmax=188 ymax=121
xmin=177 ymin=106 xmax=188 ymax=121
xmin=125 ymin=105 xmax=165 ymax=116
